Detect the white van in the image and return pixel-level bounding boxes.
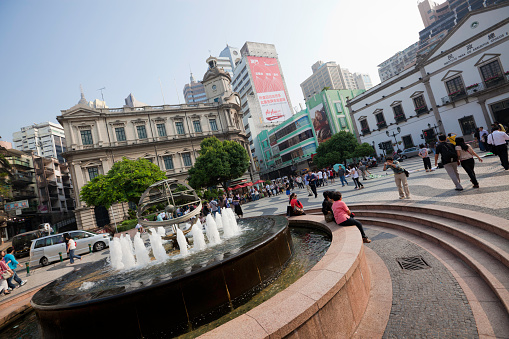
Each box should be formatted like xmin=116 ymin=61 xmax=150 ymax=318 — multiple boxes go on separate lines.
xmin=29 ymin=230 xmax=110 ymax=267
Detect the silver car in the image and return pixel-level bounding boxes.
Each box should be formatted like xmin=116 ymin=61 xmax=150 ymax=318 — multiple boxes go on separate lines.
xmin=29 ymin=230 xmax=110 ymax=267
xmin=399 ymin=147 xmax=433 ymax=159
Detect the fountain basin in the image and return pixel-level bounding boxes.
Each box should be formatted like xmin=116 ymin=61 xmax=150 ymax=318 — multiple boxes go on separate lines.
xmin=31 ymin=216 xmax=293 ymax=338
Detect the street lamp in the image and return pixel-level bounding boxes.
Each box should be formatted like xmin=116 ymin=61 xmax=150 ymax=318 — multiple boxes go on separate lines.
xmin=386 ymin=127 xmax=402 ymax=151
xmin=428 ymin=120 xmax=442 ymax=135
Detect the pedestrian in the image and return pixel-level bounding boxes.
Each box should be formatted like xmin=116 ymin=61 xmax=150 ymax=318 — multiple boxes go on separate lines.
xmin=418 ymin=144 xmax=432 ymax=172
xmin=455 ymin=137 xmax=483 ymax=188
xmin=303 ymin=173 xmax=313 ymax=196
xmin=295 ymin=175 xmax=303 ymax=189
xmin=435 ymin=135 xmax=463 ymax=190
xmin=446 ymin=132 xmax=457 ymax=145
xmin=337 ymin=166 xmax=349 ymax=187
xmin=331 ymin=191 xmax=371 ymax=243
xmin=323 ymin=170 xmax=328 ymax=186
xmin=232 ymin=195 xmax=243 ymax=218
xmin=289 ymin=193 xmax=305 ymax=215
xmin=329 ymin=169 xmax=335 ymax=184
xmin=306 ymin=171 xmax=318 ymax=198
xmin=43 ymin=223 xmax=52 ymax=236
xmin=0 ymin=253 xmax=13 ymax=295
xmin=322 ymin=191 xmax=335 ymax=223
xmin=478 ymin=127 xmax=488 ymax=152
xmin=2 ymin=247 xmax=27 ymax=289
xmin=348 ymin=165 xmax=364 ymax=190
xmin=383 ymin=156 xmax=411 ymax=199
xmin=64 ymin=234 xmax=81 ymax=264
xmin=317 ymin=170 xmax=323 ymax=187
xmin=487 ymin=125 xmax=509 ymax=170
xmin=285 ymin=182 xmax=291 ymax=197
xmin=358 ymin=161 xmax=371 ymax=180
xmin=209 ymin=199 xmax=219 ymax=216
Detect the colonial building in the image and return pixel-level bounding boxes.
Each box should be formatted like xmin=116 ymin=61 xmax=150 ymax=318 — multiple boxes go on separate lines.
xmin=57 ymin=58 xmax=252 ymax=230
xmin=348 ymin=4 xmax=509 ymax=156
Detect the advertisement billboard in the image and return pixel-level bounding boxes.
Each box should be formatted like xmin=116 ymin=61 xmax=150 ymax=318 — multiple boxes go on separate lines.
xmin=309 ymin=104 xmax=332 ymax=144
xmin=4 ymin=200 xmax=29 ymax=211
xmin=247 ymin=56 xmax=293 ymax=123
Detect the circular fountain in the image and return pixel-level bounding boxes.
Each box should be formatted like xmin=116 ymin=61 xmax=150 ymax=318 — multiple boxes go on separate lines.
xmin=31 ymin=181 xmax=294 ymax=338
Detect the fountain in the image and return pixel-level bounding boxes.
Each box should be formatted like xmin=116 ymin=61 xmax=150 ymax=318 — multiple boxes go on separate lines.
xmin=31 ymin=180 xmax=295 ymax=338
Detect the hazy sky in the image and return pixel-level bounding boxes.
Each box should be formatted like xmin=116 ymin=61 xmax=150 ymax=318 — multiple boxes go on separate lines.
xmin=0 ymin=0 xmax=424 ymax=143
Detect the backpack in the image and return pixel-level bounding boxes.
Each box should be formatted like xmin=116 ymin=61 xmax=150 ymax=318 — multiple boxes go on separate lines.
xmin=439 ymin=142 xmax=458 ymax=164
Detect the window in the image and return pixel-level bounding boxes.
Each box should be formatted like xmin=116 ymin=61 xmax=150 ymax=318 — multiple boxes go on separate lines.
xmin=115 ymin=127 xmax=126 ymax=141
xmin=137 ymin=125 xmax=147 ymax=139
xmin=80 ymin=130 xmax=93 ymax=145
xmin=209 ymin=119 xmax=218 ymax=131
xmin=360 ymin=119 xmax=370 ymax=134
xmin=480 ymin=60 xmax=503 ymax=87
xmin=392 ymin=105 xmax=406 ymax=122
xmin=156 ymin=124 xmax=167 ymax=137
xmin=88 ymin=167 xmax=99 ymax=181
xmin=459 ymin=115 xmax=477 ymax=136
xmin=375 ymin=112 xmax=386 ymax=128
xmin=193 ymin=120 xmax=202 ymax=133
xmin=339 ymin=117 xmax=347 ymax=128
xmin=413 ymin=95 xmax=427 ymax=114
xmin=182 ymin=153 xmax=192 ymax=167
xmin=402 ymin=135 xmax=414 ymax=149
xmin=163 ymin=155 xmax=174 ymax=170
xmin=445 ymin=77 xmax=465 ymax=96
xmin=175 ymin=122 xmax=185 ymax=135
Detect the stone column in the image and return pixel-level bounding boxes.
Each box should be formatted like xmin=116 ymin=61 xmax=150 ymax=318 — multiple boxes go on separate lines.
xmin=477 ymin=98 xmax=493 ymax=127
xmin=421 ymin=69 xmax=446 ymax=135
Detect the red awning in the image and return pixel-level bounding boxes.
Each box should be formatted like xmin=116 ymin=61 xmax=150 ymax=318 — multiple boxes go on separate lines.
xmin=232 ymin=185 xmax=243 ymax=189
xmin=254 ymin=179 xmax=265 ymax=184
xmin=245 ymin=182 xmax=254 ymax=186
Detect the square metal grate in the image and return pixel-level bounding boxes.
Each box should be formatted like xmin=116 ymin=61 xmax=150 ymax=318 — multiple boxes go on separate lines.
xmin=397 ymin=256 xmax=430 ymax=270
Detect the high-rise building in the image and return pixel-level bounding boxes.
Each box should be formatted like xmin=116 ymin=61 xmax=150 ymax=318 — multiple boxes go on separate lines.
xmin=339 ymin=68 xmax=359 ymax=90
xmin=377 ymin=42 xmax=420 ymax=82
xmin=231 ymin=42 xmax=294 ymax=168
xmin=12 ymin=122 xmax=67 ymax=162
xmin=183 ymin=73 xmax=207 ymax=104
xmin=300 ymin=61 xmax=345 ymax=100
xmin=218 ymin=45 xmax=241 ymax=77
xmin=354 ymin=73 xmax=374 ymax=90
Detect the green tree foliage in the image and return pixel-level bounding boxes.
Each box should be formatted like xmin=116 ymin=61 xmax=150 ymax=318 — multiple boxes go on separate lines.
xmin=353 ymin=142 xmax=375 ymax=158
xmin=80 ymin=158 xmax=166 ymax=208
xmin=188 ymin=137 xmax=249 ymax=190
xmin=313 ymin=131 xmax=359 ymax=168
xmin=0 ymin=147 xmax=12 ymax=199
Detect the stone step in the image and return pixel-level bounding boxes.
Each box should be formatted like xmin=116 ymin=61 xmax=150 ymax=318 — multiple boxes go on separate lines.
xmin=349 ymin=203 xmax=509 ymax=241
xmin=357 ymin=216 xmax=509 ymax=316
xmin=353 ymin=210 xmax=509 ymax=269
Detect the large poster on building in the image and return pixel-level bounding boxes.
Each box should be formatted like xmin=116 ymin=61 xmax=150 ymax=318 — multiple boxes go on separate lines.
xmin=309 ymin=104 xmax=332 ymax=144
xmin=247 ymin=56 xmax=293 ymax=123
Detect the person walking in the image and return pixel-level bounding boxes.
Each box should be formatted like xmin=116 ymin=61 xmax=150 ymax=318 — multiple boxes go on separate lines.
xmin=64 ymin=234 xmax=81 ymax=264
xmin=349 ymin=165 xmax=364 ymax=190
xmin=331 ymin=191 xmax=371 ymax=243
xmin=478 ymin=127 xmax=488 ymax=152
xmin=358 ymin=161 xmax=371 ymax=180
xmin=306 ymin=170 xmax=318 ymax=198
xmin=2 ymin=247 xmax=27 ymax=289
xmin=316 ymin=170 xmax=323 ymax=187
xmin=487 ymin=125 xmax=509 ymax=170
xmin=232 ymin=195 xmax=243 ymax=218
xmin=337 ymin=166 xmax=348 ymax=187
xmin=383 ymin=156 xmax=410 ymax=199
xmin=435 ymin=135 xmax=463 ymax=190
xmin=418 ymin=144 xmax=432 ymax=172
xmin=455 ymin=137 xmax=482 ymax=188
xmin=0 ymin=253 xmax=13 ymax=295
xmin=209 ymin=199 xmax=219 ymax=217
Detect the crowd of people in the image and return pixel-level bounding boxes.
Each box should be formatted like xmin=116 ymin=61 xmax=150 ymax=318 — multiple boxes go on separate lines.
xmin=0 ymin=247 xmax=28 ymax=296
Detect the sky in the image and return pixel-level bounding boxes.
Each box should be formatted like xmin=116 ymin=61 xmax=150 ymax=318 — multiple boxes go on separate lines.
xmin=0 ymin=0 xmax=425 ymax=143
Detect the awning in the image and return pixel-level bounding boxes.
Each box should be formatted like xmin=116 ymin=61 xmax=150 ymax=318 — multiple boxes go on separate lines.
xmin=254 ymin=179 xmax=265 ymax=184
xmin=245 ymin=182 xmax=254 ymax=187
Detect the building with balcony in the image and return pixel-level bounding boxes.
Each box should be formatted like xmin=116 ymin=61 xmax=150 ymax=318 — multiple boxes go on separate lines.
xmin=34 ymin=156 xmax=74 ymax=215
xmin=347 ymin=3 xmax=509 ymax=156
xmin=57 ymin=58 xmax=252 ymax=230
xmin=12 ymin=121 xmax=67 ymax=162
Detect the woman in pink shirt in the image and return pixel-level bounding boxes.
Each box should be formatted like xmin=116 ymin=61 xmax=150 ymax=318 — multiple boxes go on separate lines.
xmin=331 ymin=191 xmax=371 ymax=243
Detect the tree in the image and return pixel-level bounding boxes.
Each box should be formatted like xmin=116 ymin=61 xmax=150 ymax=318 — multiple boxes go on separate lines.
xmin=80 ymin=158 xmax=166 ymax=209
xmin=0 ymin=147 xmax=12 ymax=200
xmin=353 ymin=142 xmax=375 ymax=158
xmin=188 ymin=137 xmax=249 ymax=190
xmin=313 ymin=131 xmax=359 ymax=168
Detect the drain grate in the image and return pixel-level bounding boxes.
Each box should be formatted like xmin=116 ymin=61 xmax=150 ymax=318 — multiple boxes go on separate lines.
xmin=397 ymin=256 xmax=430 ymax=270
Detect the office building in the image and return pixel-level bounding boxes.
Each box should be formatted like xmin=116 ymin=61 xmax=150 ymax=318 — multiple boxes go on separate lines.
xmin=218 ymin=45 xmax=241 ymax=77
xmin=377 ymin=42 xmax=420 ymax=82
xmin=354 ymin=73 xmax=374 ymax=90
xmin=183 ymin=73 xmax=207 ymax=104
xmin=57 ymin=58 xmax=253 ymax=230
xmin=12 ymin=122 xmax=67 ymax=163
xmin=348 ymin=4 xmax=509 ymax=157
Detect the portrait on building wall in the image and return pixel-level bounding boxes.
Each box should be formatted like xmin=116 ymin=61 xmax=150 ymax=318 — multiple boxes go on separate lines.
xmin=310 ymin=104 xmax=332 ymax=144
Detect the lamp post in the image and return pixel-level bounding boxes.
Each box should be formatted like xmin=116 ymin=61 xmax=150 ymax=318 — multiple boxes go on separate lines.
xmin=386 ymin=127 xmax=401 ymax=151
xmin=428 ymin=120 xmax=442 ymax=136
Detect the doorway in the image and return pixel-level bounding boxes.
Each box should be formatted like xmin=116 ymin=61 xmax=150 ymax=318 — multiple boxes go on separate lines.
xmin=402 ymin=135 xmax=414 ymax=149
xmin=490 ymin=99 xmax=509 ymax=128
xmin=94 ymin=206 xmax=110 ymax=228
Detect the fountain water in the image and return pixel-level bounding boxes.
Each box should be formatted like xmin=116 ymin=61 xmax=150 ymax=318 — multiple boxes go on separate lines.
xmin=120 ymin=234 xmax=136 ymax=269
xmin=205 ymin=214 xmax=222 ymax=245
xmin=215 ymin=213 xmax=224 ymax=229
xmin=109 ymin=238 xmax=124 ymax=270
xmin=133 ymin=233 xmax=150 ymax=266
xmin=222 ymin=209 xmax=235 ymax=238
xmin=191 ymin=219 xmax=207 ymax=251
xmin=148 ymin=228 xmax=168 ymax=261
xmin=176 ymin=228 xmax=188 ymax=256
xmin=157 ymin=226 xmax=166 ymax=237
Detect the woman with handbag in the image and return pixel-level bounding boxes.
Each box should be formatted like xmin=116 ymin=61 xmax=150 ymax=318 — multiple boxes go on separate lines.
xmin=331 ymin=191 xmax=371 ymax=243
xmin=455 ymin=137 xmax=482 ymax=188
xmin=289 ymin=193 xmax=305 ymax=216
xmin=0 ymin=252 xmax=14 ymax=295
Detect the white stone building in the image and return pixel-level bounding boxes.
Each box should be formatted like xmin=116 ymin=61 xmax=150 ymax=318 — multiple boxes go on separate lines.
xmin=13 ymin=122 xmax=67 ymax=162
xmin=348 ymin=4 xmax=509 ymax=156
xmin=57 ymin=60 xmax=252 ymax=230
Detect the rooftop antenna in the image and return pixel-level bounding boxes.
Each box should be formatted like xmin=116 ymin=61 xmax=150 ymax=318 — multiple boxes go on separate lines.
xmin=97 ymin=87 xmax=106 ymax=102
xmin=158 ymin=78 xmax=166 ymax=105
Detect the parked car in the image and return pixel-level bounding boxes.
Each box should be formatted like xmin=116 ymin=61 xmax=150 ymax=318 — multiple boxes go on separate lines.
xmin=400 ymin=147 xmax=434 ymax=159
xmin=12 ymin=230 xmax=45 ymax=258
xmin=29 ymin=230 xmax=110 ymax=267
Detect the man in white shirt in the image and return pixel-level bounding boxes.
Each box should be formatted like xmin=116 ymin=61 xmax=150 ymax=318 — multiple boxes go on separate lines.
xmin=487 ymin=125 xmax=509 ymax=170
xmin=317 ymin=170 xmax=323 ymax=187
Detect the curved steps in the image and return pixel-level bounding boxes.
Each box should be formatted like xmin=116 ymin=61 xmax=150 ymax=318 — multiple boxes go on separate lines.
xmin=348 ymin=203 xmax=509 ymax=317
